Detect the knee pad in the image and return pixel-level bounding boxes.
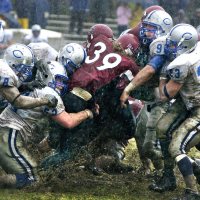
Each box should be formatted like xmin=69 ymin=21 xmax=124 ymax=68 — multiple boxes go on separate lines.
xmin=15 ymin=173 xmax=36 ymax=189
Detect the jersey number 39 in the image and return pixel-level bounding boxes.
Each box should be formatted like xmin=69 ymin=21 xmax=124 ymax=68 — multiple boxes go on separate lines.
xmin=85 ymin=42 xmax=122 ymax=71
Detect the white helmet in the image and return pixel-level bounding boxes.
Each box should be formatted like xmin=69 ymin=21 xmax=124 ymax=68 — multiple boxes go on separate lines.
xmin=164 ymin=24 xmax=198 ymax=58
xmin=4 ymin=43 xmax=34 ymax=82
xmin=58 ymin=43 xmax=87 ymax=75
xmin=44 ymin=61 xmax=69 ymax=96
xmin=140 ymin=10 xmax=173 ymax=45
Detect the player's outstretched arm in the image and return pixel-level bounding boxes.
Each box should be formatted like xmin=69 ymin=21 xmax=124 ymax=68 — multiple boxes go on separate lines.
xmin=0 ymin=86 xmax=57 ymax=109
xmin=52 ymin=104 xmax=99 ymax=129
xmin=120 ymin=65 xmax=155 ymax=107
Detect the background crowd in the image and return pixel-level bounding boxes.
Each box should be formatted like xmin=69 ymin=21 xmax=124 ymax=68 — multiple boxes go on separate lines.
xmin=0 ymin=0 xmax=200 ymax=52
xmin=0 ymin=0 xmax=199 ymax=30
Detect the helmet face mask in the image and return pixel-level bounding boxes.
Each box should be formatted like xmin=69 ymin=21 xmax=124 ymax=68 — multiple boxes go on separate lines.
xmin=13 ymin=64 xmax=33 ymax=82
xmin=140 ymin=22 xmax=161 ymax=45
xmin=164 ymin=38 xmax=186 ymax=59
xmin=45 ymin=61 xmax=69 ymax=96
xmin=48 ymin=74 xmax=69 ymax=96
xmin=60 ymin=56 xmax=78 ymax=76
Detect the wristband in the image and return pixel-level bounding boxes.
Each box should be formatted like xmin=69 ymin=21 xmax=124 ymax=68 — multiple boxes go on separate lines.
xmin=84 ymin=109 xmax=93 ymax=119
xmin=163 ymin=85 xmax=170 ymax=99
xmin=11 ymin=94 xmax=21 ymax=104
xmin=124 ymin=82 xmax=136 ymax=94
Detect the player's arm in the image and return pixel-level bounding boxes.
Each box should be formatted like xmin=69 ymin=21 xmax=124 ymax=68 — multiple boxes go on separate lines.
xmin=120 ymin=55 xmax=165 ymax=107
xmin=51 ymin=106 xmax=99 ymax=129
xmin=160 ymin=80 xmax=183 ymax=101
xmin=0 ymin=86 xmax=57 ymax=109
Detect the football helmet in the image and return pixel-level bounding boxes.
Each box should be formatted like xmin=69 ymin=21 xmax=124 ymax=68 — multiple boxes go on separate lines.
xmin=164 ymin=24 xmax=198 ymax=58
xmin=45 ymin=61 xmax=69 ymax=96
xmin=4 ymin=43 xmax=34 ymax=82
xmin=87 ymin=24 xmax=113 ymax=43
xmin=140 ymin=10 xmax=173 ymax=45
xmin=141 ymin=5 xmax=165 ymax=21
xmin=58 ymin=43 xmax=87 ymax=76
xmin=117 ymin=33 xmax=140 ymax=58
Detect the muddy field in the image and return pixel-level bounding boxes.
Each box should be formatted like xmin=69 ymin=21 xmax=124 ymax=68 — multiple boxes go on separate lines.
xmin=0 ymin=139 xmax=199 ymax=200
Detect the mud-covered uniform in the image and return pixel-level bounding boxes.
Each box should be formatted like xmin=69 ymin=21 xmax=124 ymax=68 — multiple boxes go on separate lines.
xmin=0 ymin=86 xmax=64 ymax=188
xmin=0 ymin=59 xmax=20 ymax=111
xmin=130 ymin=36 xmax=169 ymax=170
xmin=167 ymin=42 xmax=200 ymax=157
xmin=45 ymin=35 xmax=140 ymax=167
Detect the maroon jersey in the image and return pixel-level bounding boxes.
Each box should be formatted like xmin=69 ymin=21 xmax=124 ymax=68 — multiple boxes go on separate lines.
xmin=69 ymin=35 xmax=139 ymax=94
xmin=128 ymin=23 xmax=141 ymax=39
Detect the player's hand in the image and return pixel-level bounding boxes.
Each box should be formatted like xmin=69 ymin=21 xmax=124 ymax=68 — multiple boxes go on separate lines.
xmin=120 ymin=90 xmax=129 ymax=108
xmin=85 ymin=104 xmax=100 ymax=119
xmin=44 ymin=94 xmax=58 ymax=108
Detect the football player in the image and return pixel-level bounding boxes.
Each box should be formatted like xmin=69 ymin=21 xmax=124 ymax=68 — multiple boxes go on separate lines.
xmin=159 ymin=24 xmax=200 ymax=199
xmin=0 ymin=43 xmax=57 ymax=109
xmin=41 ymin=25 xmax=142 ymax=172
xmin=0 ymin=60 xmax=98 ymax=188
xmin=120 ymin=10 xmax=173 ymax=175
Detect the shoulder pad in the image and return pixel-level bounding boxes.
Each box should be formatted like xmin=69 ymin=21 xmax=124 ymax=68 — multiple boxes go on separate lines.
xmin=167 ymin=55 xmax=189 ymax=82
xmin=150 ymin=36 xmax=167 ymax=56
xmin=0 ymin=60 xmax=18 ymax=87
xmin=167 ymin=54 xmax=189 ymax=71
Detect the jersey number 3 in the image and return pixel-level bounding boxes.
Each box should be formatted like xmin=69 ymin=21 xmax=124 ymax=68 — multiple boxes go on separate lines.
xmin=85 ymin=42 xmax=122 ymax=71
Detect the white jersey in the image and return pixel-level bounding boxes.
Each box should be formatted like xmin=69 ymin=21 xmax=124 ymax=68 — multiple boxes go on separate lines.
xmin=150 ymin=36 xmax=172 ymax=79
xmin=28 ymin=42 xmax=58 ymax=63
xmin=150 ymin=36 xmax=167 ymax=57
xmin=24 ymin=33 xmax=48 ymax=45
xmin=0 ymin=86 xmax=65 ymax=143
xmin=0 ymin=59 xmax=19 ymax=88
xmin=167 ymin=41 xmax=200 ymax=109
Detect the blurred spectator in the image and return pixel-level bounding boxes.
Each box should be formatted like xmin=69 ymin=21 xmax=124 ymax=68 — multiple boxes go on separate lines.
xmin=14 ymin=0 xmax=30 ymax=29
xmin=0 ymin=0 xmax=20 ymax=28
xmin=23 ymin=24 xmax=48 ymax=45
xmin=0 ymin=0 xmax=12 ymax=13
xmin=68 ymin=0 xmax=89 ymax=34
xmin=29 ymin=0 xmax=50 ymax=28
xmin=174 ymin=9 xmax=190 ymax=24
xmin=0 ymin=19 xmax=13 ymax=58
xmin=159 ymin=0 xmax=176 ymax=16
xmin=190 ymin=8 xmax=200 ymax=28
xmin=116 ymin=2 xmax=132 ymax=36
xmin=130 ymin=3 xmax=143 ymax=28
xmin=90 ymin=0 xmax=109 ymax=23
